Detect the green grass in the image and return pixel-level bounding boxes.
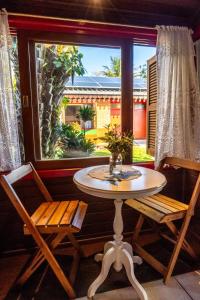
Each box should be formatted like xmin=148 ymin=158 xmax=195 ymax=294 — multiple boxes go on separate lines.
xmin=92 ymin=150 xmax=110 ymax=157
xmin=92 ymin=145 xmax=154 ymax=163
xmin=85 ymin=129 xmax=97 ymax=135
xmin=133 ymin=145 xmax=154 ymax=162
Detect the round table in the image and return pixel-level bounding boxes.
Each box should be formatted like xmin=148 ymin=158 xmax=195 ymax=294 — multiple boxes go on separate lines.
xmin=73 ymin=165 xmax=167 ymax=300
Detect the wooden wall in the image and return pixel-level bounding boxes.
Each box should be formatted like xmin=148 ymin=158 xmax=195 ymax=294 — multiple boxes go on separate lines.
xmin=0 ymin=167 xmax=199 ymax=254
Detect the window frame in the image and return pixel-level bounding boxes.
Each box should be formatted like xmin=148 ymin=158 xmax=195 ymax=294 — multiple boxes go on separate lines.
xmin=17 ymin=30 xmax=133 ymax=169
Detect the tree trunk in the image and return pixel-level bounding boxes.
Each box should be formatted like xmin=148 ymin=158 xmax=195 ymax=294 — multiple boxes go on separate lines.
xmin=37 ymin=45 xmax=70 ymax=158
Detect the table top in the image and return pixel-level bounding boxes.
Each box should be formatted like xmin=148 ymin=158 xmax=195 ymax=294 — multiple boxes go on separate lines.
xmin=73 ymin=165 xmax=167 ymax=199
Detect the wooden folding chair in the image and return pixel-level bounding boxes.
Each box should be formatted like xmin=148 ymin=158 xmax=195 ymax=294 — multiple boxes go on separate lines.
xmin=125 ymin=157 xmax=200 ymax=283
xmin=0 ymin=163 xmax=88 ymax=299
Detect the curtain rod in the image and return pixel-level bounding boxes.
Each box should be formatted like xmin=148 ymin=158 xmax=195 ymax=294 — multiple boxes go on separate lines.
xmin=7 ymin=11 xmax=156 ymax=31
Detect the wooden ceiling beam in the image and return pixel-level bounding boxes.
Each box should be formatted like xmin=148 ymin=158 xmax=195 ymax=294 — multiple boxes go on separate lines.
xmin=2 ymin=0 xmax=200 ymax=28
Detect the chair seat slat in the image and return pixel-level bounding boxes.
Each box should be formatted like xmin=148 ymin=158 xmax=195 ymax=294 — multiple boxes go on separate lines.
xmin=152 ymin=194 xmax=188 ymax=210
xmin=60 ymin=201 xmax=79 ymax=226
xmin=138 ymin=195 xmax=181 ymax=212
xmin=72 ymin=201 xmax=88 ymax=230
xmin=48 ymin=201 xmax=70 ymax=226
xmin=136 ymin=196 xmax=173 ymax=214
xmin=31 ymin=202 xmax=50 ymax=224
xmin=126 ymin=199 xmax=165 ymax=223
xmin=126 ymin=199 xmax=187 ymax=223
xmin=37 ymin=202 xmax=60 ymax=226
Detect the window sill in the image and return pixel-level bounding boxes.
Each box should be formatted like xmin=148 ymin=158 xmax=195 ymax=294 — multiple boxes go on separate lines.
xmin=0 ymin=161 xmax=154 ymax=179
xmin=35 ymin=161 xmax=154 ymax=179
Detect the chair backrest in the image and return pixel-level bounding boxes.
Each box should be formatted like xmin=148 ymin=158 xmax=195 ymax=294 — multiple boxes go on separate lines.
xmin=0 ymin=163 xmax=53 ymax=228
xmin=2 ymin=162 xmax=53 ymax=200
xmin=163 ymin=157 xmax=200 ymax=172
xmin=160 ymin=157 xmax=200 ymax=215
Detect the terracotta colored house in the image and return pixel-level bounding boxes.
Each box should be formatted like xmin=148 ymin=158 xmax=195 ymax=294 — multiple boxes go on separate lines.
xmin=63 ymin=76 xmax=147 ymax=139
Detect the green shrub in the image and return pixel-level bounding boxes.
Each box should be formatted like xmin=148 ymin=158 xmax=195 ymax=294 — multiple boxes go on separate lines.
xmin=56 ymin=123 xmax=95 ymax=158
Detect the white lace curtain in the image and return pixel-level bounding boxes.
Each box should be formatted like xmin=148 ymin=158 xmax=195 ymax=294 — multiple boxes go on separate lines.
xmin=0 ymin=10 xmax=21 ymax=171
xmin=155 ymin=26 xmax=200 ymax=167
xmin=196 ymin=39 xmax=200 ymax=90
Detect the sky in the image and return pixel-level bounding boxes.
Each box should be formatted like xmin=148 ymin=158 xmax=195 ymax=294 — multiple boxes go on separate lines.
xmin=79 ymin=45 xmax=156 ymax=76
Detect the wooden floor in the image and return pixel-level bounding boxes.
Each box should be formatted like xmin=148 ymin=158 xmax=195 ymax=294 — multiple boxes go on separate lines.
xmin=77 ymin=270 xmax=200 ymax=300
xmin=0 ymin=254 xmax=30 ymax=300
xmin=0 ymin=252 xmax=199 ymax=300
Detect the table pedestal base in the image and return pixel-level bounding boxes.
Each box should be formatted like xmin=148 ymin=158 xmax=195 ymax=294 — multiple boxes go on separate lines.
xmin=87 ymin=199 xmax=148 ymax=300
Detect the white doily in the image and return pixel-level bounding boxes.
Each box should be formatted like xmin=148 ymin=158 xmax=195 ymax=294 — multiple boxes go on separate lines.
xmin=88 ymin=165 xmax=141 ymax=181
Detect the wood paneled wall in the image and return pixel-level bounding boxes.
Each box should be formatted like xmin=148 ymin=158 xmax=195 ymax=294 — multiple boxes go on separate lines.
xmin=0 ymin=168 xmax=199 ymax=254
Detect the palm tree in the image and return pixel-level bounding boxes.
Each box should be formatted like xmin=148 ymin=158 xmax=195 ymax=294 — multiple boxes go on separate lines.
xmin=36 ymin=44 xmax=85 ymax=157
xmin=77 ymin=106 xmax=96 ymax=136
xmin=102 ymin=57 xmax=147 ymax=79
xmin=102 ymin=56 xmax=121 ymax=77
xmin=134 ymin=64 xmax=147 ymax=79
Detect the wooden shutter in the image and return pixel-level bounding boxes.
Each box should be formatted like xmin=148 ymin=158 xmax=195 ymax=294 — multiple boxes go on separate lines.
xmin=146 ymin=55 xmax=157 ymax=156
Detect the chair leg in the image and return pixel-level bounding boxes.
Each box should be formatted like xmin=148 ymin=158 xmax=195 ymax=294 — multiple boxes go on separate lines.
xmin=164 ymin=215 xmax=192 ymax=283
xmin=132 ymin=214 xmax=144 ymax=243
xmin=42 ymin=241 xmax=76 ymax=298
xmin=17 ymin=231 xmax=82 ymax=298
xmin=17 ymin=250 xmax=45 ymax=286
xmin=166 ymin=221 xmax=197 ymax=259
xmin=18 ymin=233 xmax=76 ymax=299
xmin=67 ymin=232 xmax=82 ymax=255
xmin=17 ymin=232 xmax=67 ymax=287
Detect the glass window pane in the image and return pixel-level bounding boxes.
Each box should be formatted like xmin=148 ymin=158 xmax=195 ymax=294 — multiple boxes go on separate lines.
xmin=10 ymin=36 xmax=24 ymax=162
xmin=133 ymin=45 xmax=156 ymax=163
xmin=35 ymin=43 xmax=121 ymax=159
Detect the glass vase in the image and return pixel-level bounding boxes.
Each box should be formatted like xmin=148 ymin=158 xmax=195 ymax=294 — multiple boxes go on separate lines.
xmin=109 ymin=153 xmax=122 ymax=175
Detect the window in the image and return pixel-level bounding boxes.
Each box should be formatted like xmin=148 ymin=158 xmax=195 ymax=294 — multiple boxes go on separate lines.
xmin=35 ymin=43 xmax=121 ymax=160
xmin=16 ymin=26 xmax=157 ymax=168
xmin=132 ymin=45 xmax=156 ymax=163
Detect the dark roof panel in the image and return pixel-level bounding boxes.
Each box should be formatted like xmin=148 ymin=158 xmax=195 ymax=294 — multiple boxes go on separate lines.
xmin=66 ymin=76 xmax=146 ymax=89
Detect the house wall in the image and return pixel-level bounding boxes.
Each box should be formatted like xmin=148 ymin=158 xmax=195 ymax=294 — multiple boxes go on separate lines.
xmin=133 ymin=104 xmax=146 ymax=139
xmin=96 ymin=102 xmax=111 ymax=128
xmin=61 ymin=101 xmax=147 ymax=139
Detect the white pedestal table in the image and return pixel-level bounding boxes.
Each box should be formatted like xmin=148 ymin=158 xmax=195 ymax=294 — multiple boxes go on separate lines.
xmin=73 ymin=165 xmax=167 ymax=300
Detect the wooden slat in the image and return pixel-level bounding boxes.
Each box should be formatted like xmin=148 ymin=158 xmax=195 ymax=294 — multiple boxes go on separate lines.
xmin=147 ymin=55 xmax=157 ymax=156
xmin=31 ymin=202 xmax=50 ymax=224
xmin=72 ymin=201 xmax=88 ymax=231
xmin=60 ymin=200 xmax=79 ymax=226
xmin=136 ymin=196 xmax=173 ymax=214
xmin=143 ymin=195 xmax=180 ymax=212
xmin=149 ymin=70 xmax=156 ymax=76
xmin=48 ymin=201 xmax=70 ymax=226
xmin=5 ymin=164 xmax=32 ymax=184
xmin=25 ymin=225 xmax=76 ymax=234
xmin=36 ymin=202 xmax=60 ymax=226
xmin=149 ymin=87 xmax=157 ymax=92
xmin=152 ymin=194 xmax=188 ymax=210
xmin=164 ymin=157 xmax=200 ymax=172
xmin=161 ymin=211 xmax=186 ymax=223
xmin=125 ymin=199 xmax=164 ymax=223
